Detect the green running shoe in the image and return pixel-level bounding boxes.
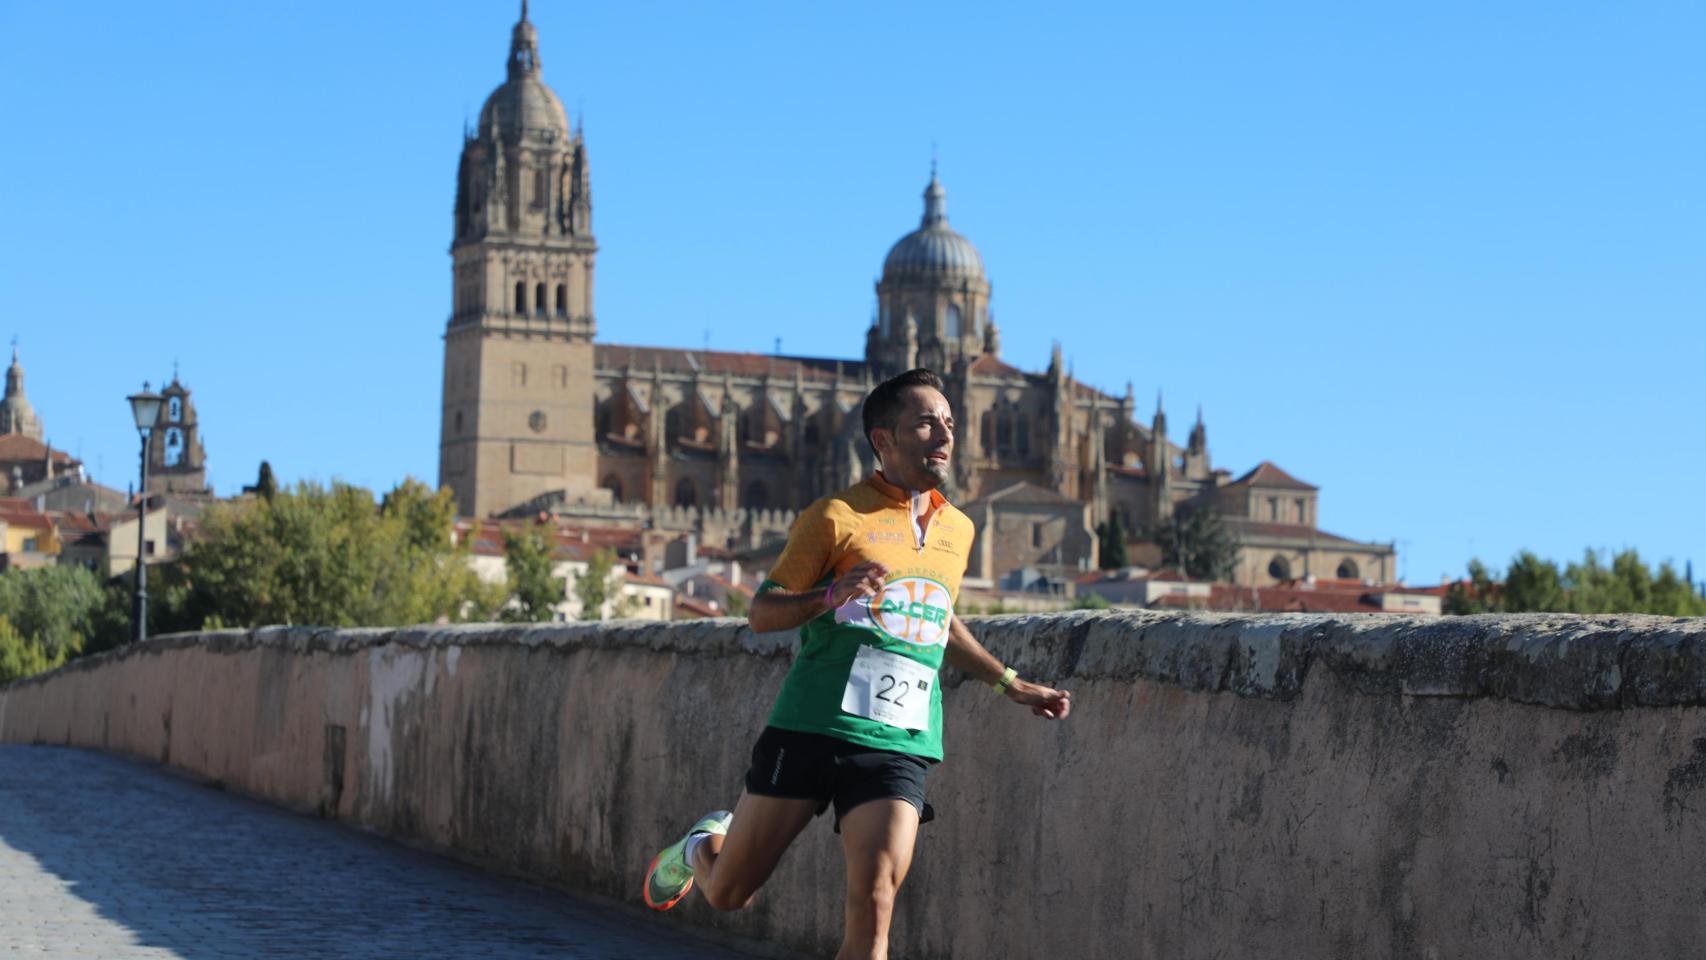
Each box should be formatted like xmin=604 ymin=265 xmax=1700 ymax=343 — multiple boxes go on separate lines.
xmin=643 ymin=810 xmax=732 ymax=911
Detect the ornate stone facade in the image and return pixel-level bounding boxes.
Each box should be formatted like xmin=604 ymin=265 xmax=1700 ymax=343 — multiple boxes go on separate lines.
xmin=439 ymin=8 xmax=1397 ymax=587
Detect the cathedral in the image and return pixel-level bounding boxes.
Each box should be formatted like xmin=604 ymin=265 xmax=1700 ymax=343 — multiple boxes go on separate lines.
xmin=438 ymin=7 xmax=1397 ymax=590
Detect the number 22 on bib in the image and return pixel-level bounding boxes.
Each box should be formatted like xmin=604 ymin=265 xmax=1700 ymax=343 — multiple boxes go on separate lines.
xmin=842 ymin=645 xmax=934 ymax=731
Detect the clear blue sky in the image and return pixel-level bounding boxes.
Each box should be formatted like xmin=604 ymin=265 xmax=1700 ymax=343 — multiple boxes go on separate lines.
xmin=3 ymin=1 xmax=1701 ymax=585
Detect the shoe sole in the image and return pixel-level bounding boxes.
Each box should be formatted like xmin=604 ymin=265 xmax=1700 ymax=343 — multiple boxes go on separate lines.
xmin=643 ymin=847 xmax=693 ymax=911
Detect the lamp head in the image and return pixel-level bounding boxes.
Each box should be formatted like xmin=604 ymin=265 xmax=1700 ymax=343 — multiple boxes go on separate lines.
xmin=127 ymin=382 xmax=164 ymax=434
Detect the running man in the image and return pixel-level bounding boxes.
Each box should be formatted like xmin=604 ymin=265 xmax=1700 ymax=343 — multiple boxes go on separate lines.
xmin=643 ymin=368 xmax=1072 ymax=960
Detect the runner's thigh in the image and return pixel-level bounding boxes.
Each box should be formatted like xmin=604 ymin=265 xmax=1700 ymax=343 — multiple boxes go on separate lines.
xmin=838 ymin=798 xmax=921 ymax=895
xmin=713 ymin=791 xmax=820 ymax=890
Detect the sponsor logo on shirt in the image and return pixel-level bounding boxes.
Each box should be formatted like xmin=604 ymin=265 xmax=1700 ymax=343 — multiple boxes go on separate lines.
xmin=867 ymin=531 xmax=908 ymax=545
xmin=867 ymin=576 xmax=952 ymax=648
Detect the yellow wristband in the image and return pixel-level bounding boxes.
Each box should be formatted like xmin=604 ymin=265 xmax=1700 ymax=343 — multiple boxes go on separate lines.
xmin=992 ymin=667 xmax=1017 ymax=694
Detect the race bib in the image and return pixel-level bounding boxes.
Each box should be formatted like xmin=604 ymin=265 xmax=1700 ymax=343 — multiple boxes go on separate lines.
xmin=841 ymin=644 xmax=934 ymax=731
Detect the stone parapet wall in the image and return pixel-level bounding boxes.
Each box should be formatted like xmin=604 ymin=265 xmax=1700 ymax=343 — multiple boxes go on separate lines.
xmin=4 ymin=611 xmax=1706 ymax=959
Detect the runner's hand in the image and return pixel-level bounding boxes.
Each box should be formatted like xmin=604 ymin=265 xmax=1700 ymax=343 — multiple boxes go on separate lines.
xmin=1006 ymin=679 xmax=1072 ymax=720
xmin=827 ymin=561 xmax=889 ymax=609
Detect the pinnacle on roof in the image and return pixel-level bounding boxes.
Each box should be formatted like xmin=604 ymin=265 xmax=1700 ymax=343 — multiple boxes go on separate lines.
xmin=921 ymin=170 xmax=948 ymax=227
xmin=508 ymin=0 xmax=541 ymax=77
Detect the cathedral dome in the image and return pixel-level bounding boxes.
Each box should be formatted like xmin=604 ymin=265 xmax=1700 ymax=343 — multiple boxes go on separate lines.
xmin=881 ymin=175 xmax=986 ymax=283
xmin=478 ymin=74 xmax=569 ymax=140
xmin=477 ymin=5 xmax=569 ymax=141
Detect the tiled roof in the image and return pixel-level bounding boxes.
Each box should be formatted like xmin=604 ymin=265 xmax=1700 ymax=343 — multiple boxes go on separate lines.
xmin=596 ymin=345 xmax=865 ymax=384
xmin=1220 ymin=517 xmax=1378 ymax=549
xmin=0 ymin=498 xmax=54 ymax=530
xmin=458 ymin=518 xmax=643 ymax=560
xmin=967 ymin=355 xmax=1025 ymax=377
xmin=674 ymin=595 xmax=721 ymax=619
xmin=1226 ymin=460 xmax=1317 ymax=491
xmin=48 ymin=511 xmax=120 ymax=533
xmin=0 ymin=434 xmax=77 ymax=466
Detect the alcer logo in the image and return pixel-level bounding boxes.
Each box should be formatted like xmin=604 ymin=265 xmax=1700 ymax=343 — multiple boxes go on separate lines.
xmin=870 ymin=576 xmax=953 ymax=648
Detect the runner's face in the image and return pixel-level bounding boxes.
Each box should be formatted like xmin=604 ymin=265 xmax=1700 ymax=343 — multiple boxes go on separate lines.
xmin=882 ymin=387 xmax=955 ymax=489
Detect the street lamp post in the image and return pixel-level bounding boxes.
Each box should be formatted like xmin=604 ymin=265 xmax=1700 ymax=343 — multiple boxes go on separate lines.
xmin=126 ymin=383 xmax=163 ymax=643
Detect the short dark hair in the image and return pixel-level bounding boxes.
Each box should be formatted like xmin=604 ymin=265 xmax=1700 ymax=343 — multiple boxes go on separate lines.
xmin=862 ymin=368 xmax=946 ymax=458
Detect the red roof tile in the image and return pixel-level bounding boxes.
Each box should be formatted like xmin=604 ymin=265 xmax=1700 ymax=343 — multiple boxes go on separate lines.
xmin=674 ymin=595 xmax=721 ymax=619
xmin=1226 ymin=460 xmax=1317 ymax=491
xmin=0 ymin=435 xmax=77 ymax=465
xmin=0 ymin=498 xmax=53 ymax=530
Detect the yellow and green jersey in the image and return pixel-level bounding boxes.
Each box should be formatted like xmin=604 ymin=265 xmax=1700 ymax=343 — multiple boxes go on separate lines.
xmin=757 ymin=472 xmax=975 ymax=761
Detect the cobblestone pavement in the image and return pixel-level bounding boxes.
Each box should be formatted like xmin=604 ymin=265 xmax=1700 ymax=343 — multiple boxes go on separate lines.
xmin=0 ymin=745 xmax=763 ymax=959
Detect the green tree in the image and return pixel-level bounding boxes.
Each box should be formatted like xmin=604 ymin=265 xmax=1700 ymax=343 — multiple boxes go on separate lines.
xmin=721 ymin=588 xmax=749 ymax=618
xmin=1446 ymin=548 xmax=1706 ymax=616
xmin=160 ymin=478 xmax=500 ymax=629
xmin=0 ymin=565 xmax=113 ymax=663
xmin=255 ymin=460 xmax=277 ymax=501
xmin=1151 ymin=507 xmax=1238 ymax=582
xmin=0 ymin=614 xmax=69 ymax=683
xmin=1096 ymin=512 xmax=1129 ymax=570
xmin=1444 ymin=558 xmax=1499 ymax=614
xmin=1504 ymin=551 xmax=1566 ymax=612
xmin=1071 ymin=591 xmax=1112 ymax=610
xmin=502 ymin=528 xmax=562 ymax=622
xmin=573 ymin=547 xmax=634 ymax=620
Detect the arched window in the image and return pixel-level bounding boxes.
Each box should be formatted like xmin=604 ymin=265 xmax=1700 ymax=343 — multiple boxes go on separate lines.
xmin=945 ymin=304 xmax=962 ymax=339
xmin=601 ymin=474 xmax=623 ymax=503
xmin=674 ymin=477 xmax=697 ymax=508
xmin=996 ymin=414 xmax=1011 ymax=450
xmin=1337 ymin=559 xmax=1360 ymax=580
xmin=803 ymin=421 xmax=821 ymax=447
xmin=163 ymin=428 xmax=184 ymax=467
xmin=454 ymin=410 xmax=463 ymax=435
xmin=879 ymin=305 xmax=891 ymax=337
xmin=1016 ymin=414 xmax=1029 ymax=456
xmin=555 ymin=284 xmax=568 ymax=316
xmin=514 ymin=282 xmax=527 ymax=314
xmin=534 ymin=283 xmax=547 ymax=315
xmin=744 ymin=481 xmax=767 ymax=509
xmin=168 ymin=397 xmax=182 ymax=422
xmin=1268 ymin=555 xmax=1292 ymax=581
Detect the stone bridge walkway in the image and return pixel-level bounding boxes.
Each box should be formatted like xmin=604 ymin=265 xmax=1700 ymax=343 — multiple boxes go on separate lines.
xmin=0 ymin=745 xmax=763 ymax=959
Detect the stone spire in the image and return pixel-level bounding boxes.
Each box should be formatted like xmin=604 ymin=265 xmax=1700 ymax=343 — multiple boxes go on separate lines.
xmin=508 ymin=0 xmax=541 ymax=78
xmin=0 ymin=343 xmax=44 ymax=441
xmin=922 ymin=171 xmax=948 ymax=227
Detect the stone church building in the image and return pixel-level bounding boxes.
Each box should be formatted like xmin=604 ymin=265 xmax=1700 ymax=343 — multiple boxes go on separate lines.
xmin=438 ymin=7 xmax=1396 ymax=589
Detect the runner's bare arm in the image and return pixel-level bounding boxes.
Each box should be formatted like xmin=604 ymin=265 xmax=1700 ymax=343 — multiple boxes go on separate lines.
xmin=749 ymin=561 xmax=890 ymax=633
xmin=945 ymin=617 xmax=1073 ymax=720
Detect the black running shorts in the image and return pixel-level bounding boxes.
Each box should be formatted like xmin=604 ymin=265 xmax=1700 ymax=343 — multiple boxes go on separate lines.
xmin=743 ymin=726 xmax=936 ymax=831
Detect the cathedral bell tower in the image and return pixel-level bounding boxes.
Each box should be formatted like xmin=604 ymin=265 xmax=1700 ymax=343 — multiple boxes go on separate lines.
xmin=147 ymin=374 xmax=210 ymax=496
xmin=439 ymin=2 xmax=599 ymax=518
